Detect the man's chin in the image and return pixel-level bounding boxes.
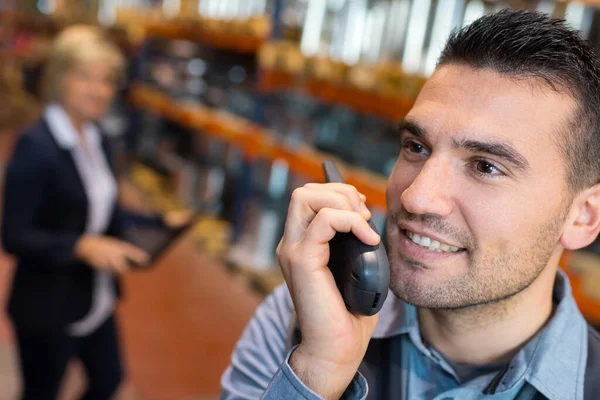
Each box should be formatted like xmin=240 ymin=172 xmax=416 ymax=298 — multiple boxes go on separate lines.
xmin=391 ymin=256 xmax=463 ymax=285
xmin=389 ymin=274 xmax=526 ymax=311
xmin=389 ymin=264 xmax=471 ymax=309
xmin=389 ymin=283 xmax=467 ymax=310
xmin=389 ymin=274 xmax=440 ymax=308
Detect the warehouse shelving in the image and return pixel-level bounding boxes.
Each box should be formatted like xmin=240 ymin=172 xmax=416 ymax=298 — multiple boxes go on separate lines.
xmin=129 ymin=83 xmax=389 ymax=210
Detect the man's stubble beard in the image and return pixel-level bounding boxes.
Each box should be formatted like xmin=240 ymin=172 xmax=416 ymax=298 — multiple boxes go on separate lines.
xmin=387 ymin=206 xmax=568 ymax=311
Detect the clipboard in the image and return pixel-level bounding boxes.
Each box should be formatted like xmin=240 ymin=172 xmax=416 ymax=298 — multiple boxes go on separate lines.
xmin=121 ymin=210 xmax=202 ymax=269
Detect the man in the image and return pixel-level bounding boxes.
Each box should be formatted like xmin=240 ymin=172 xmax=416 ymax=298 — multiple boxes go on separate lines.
xmin=221 ymin=9 xmax=600 ymax=400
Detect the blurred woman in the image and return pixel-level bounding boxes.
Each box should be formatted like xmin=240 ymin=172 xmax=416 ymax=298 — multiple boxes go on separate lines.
xmin=2 ymin=26 xmax=166 ymax=400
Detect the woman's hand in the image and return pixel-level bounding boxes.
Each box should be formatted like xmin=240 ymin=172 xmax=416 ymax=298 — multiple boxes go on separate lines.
xmin=75 ymin=235 xmax=149 ymax=274
xmin=163 ymin=209 xmax=195 ymax=229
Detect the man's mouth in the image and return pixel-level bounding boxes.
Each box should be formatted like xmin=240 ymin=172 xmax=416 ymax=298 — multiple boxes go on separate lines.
xmin=404 ymin=230 xmax=462 ymax=253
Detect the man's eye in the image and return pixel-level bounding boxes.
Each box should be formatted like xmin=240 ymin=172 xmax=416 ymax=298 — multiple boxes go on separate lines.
xmin=403 ymin=141 xmax=424 ymax=153
xmin=476 ymin=161 xmax=498 ymax=174
xmin=472 ymin=160 xmax=504 ymax=179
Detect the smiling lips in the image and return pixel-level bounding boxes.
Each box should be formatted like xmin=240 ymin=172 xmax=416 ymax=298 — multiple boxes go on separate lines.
xmin=405 ymin=230 xmax=462 ymax=253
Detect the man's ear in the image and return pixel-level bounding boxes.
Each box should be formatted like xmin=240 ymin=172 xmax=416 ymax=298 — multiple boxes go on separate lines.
xmin=561 ymin=184 xmax=600 ymax=250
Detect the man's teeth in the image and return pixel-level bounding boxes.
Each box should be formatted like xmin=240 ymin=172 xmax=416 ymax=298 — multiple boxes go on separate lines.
xmin=406 ymin=231 xmax=460 ymax=253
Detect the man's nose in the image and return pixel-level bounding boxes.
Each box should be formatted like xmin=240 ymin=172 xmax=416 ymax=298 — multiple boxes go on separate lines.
xmin=400 ymin=157 xmax=454 ymax=218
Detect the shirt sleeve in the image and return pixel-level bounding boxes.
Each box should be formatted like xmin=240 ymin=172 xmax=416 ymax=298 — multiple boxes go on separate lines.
xmin=220 ymin=284 xmax=369 ymax=400
xmin=262 ymin=346 xmax=368 ymax=400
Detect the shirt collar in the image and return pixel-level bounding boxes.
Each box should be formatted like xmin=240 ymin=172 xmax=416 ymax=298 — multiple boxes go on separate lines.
xmin=518 ymin=270 xmax=588 ymax=400
xmin=372 ymin=269 xmax=588 ymax=400
xmin=44 ymin=104 xmax=101 ymax=150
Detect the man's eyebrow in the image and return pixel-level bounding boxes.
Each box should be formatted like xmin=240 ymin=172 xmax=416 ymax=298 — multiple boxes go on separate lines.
xmin=397 ymin=119 xmax=428 ymax=140
xmin=398 ymin=119 xmax=427 ymax=139
xmin=453 ymin=138 xmax=530 ymax=172
xmin=397 ymin=119 xmax=530 ymax=172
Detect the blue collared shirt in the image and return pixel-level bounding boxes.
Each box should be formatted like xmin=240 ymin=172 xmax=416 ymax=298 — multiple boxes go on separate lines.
xmin=220 ymin=270 xmax=590 ymax=400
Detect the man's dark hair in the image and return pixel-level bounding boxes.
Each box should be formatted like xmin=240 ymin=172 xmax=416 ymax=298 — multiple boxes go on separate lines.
xmin=438 ymin=9 xmax=600 ymax=192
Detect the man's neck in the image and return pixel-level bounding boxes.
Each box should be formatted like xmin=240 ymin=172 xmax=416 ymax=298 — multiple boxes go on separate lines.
xmin=417 ymin=262 xmax=558 ymax=366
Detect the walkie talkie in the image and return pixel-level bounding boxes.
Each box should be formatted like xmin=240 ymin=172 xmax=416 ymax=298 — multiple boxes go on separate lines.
xmin=323 ymin=161 xmax=390 ymax=316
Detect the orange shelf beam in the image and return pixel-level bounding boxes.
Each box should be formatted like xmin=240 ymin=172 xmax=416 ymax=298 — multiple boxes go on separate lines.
xmin=143 ymin=22 xmax=265 ymax=54
xmin=258 ymin=69 xmax=414 ymax=123
xmin=560 ymin=252 xmax=600 ymax=326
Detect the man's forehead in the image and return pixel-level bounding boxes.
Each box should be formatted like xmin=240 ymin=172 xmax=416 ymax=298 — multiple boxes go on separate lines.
xmin=407 ymin=65 xmax=576 ymax=149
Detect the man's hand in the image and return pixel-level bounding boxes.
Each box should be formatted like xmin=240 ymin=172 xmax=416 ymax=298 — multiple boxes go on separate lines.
xmin=276 ymin=183 xmax=381 ymax=399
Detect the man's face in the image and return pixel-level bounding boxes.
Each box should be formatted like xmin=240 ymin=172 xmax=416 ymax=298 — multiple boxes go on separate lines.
xmin=386 ymin=65 xmax=575 ymax=309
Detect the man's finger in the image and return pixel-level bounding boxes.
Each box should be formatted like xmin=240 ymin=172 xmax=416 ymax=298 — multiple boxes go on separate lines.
xmin=304 ymin=183 xmax=368 ymax=217
xmin=304 ymin=208 xmax=380 ymax=248
xmin=283 ymin=187 xmax=369 ymax=245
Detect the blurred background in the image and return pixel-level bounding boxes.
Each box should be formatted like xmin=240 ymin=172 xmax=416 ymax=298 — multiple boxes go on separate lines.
xmin=0 ymin=0 xmax=599 ymax=399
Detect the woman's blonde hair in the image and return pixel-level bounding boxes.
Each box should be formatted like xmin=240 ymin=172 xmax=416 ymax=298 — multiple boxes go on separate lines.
xmin=41 ymin=25 xmax=125 ymax=102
